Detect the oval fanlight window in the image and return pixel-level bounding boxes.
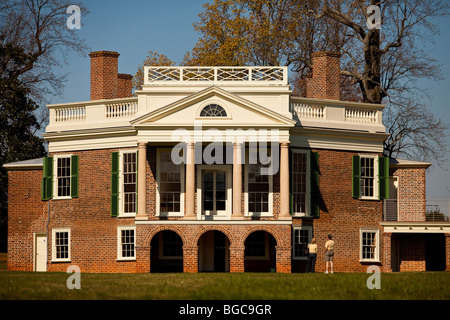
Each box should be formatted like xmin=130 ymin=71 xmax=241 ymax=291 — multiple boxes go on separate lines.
xmin=200 ymin=104 xmax=227 ymax=117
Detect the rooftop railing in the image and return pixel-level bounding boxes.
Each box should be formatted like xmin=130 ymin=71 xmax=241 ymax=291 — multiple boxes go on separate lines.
xmin=144 ymin=66 xmax=288 ymax=85
xmin=290 ymin=97 xmax=385 ymax=130
xmin=47 ymin=97 xmax=139 ymax=130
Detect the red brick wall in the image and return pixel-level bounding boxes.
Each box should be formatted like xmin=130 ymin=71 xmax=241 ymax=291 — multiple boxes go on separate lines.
xmin=7 ymin=169 xmax=47 ymax=271
xmin=391 ymin=167 xmax=426 ymax=221
xmin=398 ymin=234 xmax=426 ymax=272
xmin=8 ymin=146 xmax=385 ymax=273
xmin=47 ymin=148 xmax=137 ymax=273
xmin=292 ymin=148 xmax=384 ymax=273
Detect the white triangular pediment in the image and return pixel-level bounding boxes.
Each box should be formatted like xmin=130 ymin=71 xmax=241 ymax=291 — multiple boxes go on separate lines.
xmin=131 ymin=86 xmax=296 ymax=128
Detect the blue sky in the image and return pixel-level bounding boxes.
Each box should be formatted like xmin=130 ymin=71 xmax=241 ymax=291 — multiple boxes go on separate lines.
xmin=51 ymin=0 xmax=450 ymax=200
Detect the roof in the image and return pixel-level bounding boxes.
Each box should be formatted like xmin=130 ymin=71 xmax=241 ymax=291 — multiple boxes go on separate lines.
xmin=389 ymin=158 xmax=431 ymax=169
xmin=2 ymin=158 xmax=44 ymax=170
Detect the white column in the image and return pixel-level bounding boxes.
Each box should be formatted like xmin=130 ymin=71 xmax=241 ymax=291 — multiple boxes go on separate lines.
xmin=279 ymin=142 xmax=291 ymax=219
xmin=232 ymin=142 xmax=243 ymax=219
xmin=136 ymin=142 xmax=147 ymax=220
xmin=185 ymin=142 xmax=196 ymax=219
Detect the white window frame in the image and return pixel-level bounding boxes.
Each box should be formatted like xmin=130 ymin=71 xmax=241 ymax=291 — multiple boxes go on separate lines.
xmin=156 ymin=148 xmax=185 ymax=217
xmin=291 ymin=149 xmax=310 ymax=217
xmin=244 ymin=148 xmax=273 ymax=217
xmin=292 ymin=226 xmax=312 ymax=260
xmin=359 ymin=155 xmax=379 ymax=200
xmin=117 ymin=226 xmax=136 ymax=261
xmin=158 ymin=231 xmax=183 ymax=260
xmin=244 ymin=232 xmax=270 ymax=260
xmin=118 ymin=150 xmax=138 ymax=218
xmin=51 ymin=228 xmax=71 ymax=262
xmin=360 ymin=228 xmax=380 ymax=262
xmin=53 ymin=155 xmax=72 ymax=200
xmin=197 ymin=164 xmax=232 ymax=220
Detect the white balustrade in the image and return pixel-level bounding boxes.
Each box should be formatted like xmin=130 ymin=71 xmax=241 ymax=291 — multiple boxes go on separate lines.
xmin=345 ymin=107 xmax=378 ymax=123
xmin=105 ymin=101 xmax=138 ymax=119
xmin=145 ymin=66 xmax=287 ymax=85
xmin=291 ymin=102 xmax=325 ymax=119
xmin=55 ymin=106 xmax=86 ymax=123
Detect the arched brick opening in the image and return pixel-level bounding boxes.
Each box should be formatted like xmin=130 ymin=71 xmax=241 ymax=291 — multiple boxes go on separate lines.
xmin=244 ymin=230 xmax=277 ymax=272
xmin=150 ymin=230 xmax=184 ymax=273
xmin=197 ymin=230 xmax=230 ymax=272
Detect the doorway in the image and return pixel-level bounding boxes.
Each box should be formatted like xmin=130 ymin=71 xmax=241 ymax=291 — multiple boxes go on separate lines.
xmin=197 ymin=165 xmax=232 ymax=219
xmin=34 ymin=234 xmax=47 ymax=272
xmin=198 ymin=231 xmax=230 ymax=272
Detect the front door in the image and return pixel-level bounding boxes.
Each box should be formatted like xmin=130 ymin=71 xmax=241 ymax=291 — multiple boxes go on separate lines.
xmin=35 ymin=234 xmax=47 ymax=272
xmin=202 ymin=169 xmax=227 ymax=216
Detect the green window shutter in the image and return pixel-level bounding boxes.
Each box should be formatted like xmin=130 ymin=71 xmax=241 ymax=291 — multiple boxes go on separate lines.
xmin=352 ymin=155 xmax=361 ymax=199
xmin=41 ymin=176 xmax=46 ymax=201
xmin=111 ymin=152 xmax=119 ymax=217
xmin=135 ymin=150 xmax=138 ymax=211
xmin=378 ymin=157 xmax=390 ymax=199
xmin=289 ymin=149 xmax=292 ymax=215
xmin=41 ymin=157 xmax=53 ymax=200
xmin=310 ymin=151 xmax=320 ymax=218
xmin=70 ymin=155 xmax=79 ymax=198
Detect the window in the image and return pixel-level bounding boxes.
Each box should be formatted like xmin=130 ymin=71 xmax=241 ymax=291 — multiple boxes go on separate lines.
xmin=200 ymin=104 xmax=227 ymax=117
xmin=118 ymin=227 xmax=135 ymax=260
xmin=44 ymin=155 xmax=78 ymax=200
xmin=122 ymin=152 xmax=137 ymax=215
xmin=159 ymin=231 xmax=183 ymax=259
xmin=292 ymin=151 xmax=309 ymax=216
xmin=111 ymin=151 xmax=137 ymax=217
xmin=52 ymin=228 xmax=70 ymax=262
xmin=293 ymin=226 xmax=312 ymax=260
xmin=246 ymin=150 xmax=273 ymax=216
xmin=353 ymin=155 xmax=389 ymax=200
xmin=360 ymin=156 xmax=376 ymax=198
xmin=245 ymin=231 xmax=268 ymax=258
xmin=157 ymin=149 xmax=184 ymax=216
xmin=360 ymin=229 xmax=380 ymax=262
xmin=56 ymin=157 xmax=71 ymax=197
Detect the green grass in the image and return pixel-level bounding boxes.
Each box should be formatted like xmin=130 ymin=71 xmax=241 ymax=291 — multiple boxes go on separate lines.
xmin=0 ymin=271 xmax=448 ymax=300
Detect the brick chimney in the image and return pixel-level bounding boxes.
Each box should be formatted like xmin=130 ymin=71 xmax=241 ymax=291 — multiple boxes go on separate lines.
xmin=89 ymin=51 xmax=133 ymax=100
xmin=306 ymin=51 xmax=341 ymax=100
xmin=117 ymin=73 xmax=133 ymax=99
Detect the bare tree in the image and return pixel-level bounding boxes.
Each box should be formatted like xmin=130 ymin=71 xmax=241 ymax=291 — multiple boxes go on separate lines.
xmin=0 ymin=0 xmax=89 ymax=104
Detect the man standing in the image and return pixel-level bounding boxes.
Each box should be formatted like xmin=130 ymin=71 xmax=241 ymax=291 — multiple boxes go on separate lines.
xmin=324 ymin=234 xmax=334 ymax=274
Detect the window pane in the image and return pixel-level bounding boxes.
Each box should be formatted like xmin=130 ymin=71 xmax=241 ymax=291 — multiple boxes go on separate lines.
xmin=248 ymin=157 xmax=270 ymax=213
xmin=57 ymin=157 xmax=71 ymax=197
xmin=245 ymin=231 xmax=266 ymax=257
xmin=121 ymin=229 xmax=135 ymax=258
xmin=362 ymin=232 xmax=377 ymax=260
xmin=360 ymin=157 xmax=375 ymax=197
xmin=292 ymin=153 xmax=307 ymax=214
xmin=160 ymin=151 xmax=181 ymax=213
xmin=55 ymin=232 xmax=69 ymax=259
xmin=123 ymin=152 xmax=137 ymax=214
xmin=162 ymin=231 xmax=183 ymax=257
xmin=294 ymin=229 xmax=309 ymax=258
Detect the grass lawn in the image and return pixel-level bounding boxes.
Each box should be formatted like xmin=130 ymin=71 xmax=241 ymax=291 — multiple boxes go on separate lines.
xmin=0 ymin=270 xmax=448 ymax=300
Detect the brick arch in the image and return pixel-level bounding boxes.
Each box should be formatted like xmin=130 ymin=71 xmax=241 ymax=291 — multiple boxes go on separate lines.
xmin=239 ymin=226 xmax=284 ymax=248
xmin=141 ymin=226 xmax=187 ymax=247
xmin=189 ymin=226 xmax=235 ymax=247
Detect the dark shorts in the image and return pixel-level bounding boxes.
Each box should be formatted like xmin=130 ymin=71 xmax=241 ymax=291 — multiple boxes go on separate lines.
xmin=325 ymin=250 xmax=334 ymax=262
